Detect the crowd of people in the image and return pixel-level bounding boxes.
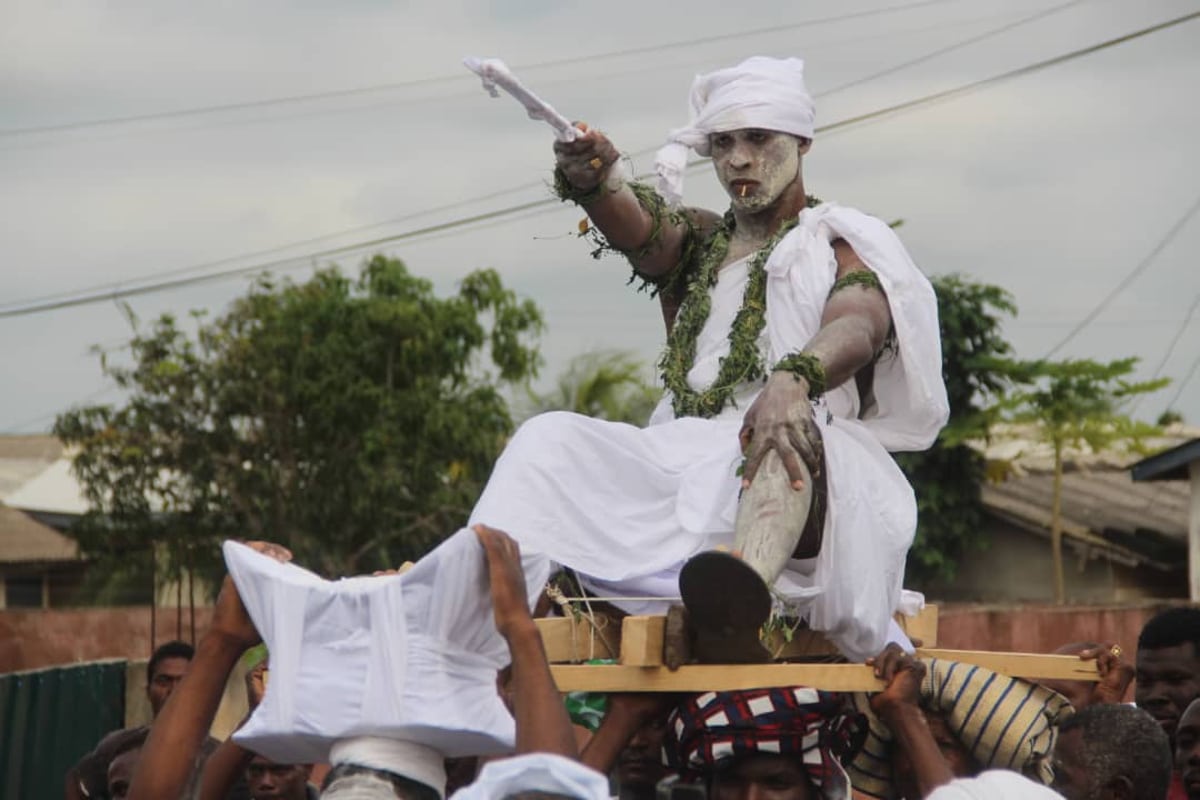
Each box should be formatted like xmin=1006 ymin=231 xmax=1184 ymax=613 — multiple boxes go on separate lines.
xmin=53 ymin=52 xmax=1199 ymax=800
xmin=65 ymin=531 xmax=1200 ymax=800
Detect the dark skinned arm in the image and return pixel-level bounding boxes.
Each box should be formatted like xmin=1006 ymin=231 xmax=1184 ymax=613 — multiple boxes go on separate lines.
xmin=741 ymin=239 xmax=892 ymax=488
xmin=868 ymin=644 xmax=955 ymax=798
xmin=474 ymin=524 xmax=577 ymax=758
xmin=129 ymin=542 xmax=291 ymax=800
xmin=580 ymin=694 xmax=673 ymax=774
xmin=553 ymin=124 xmax=719 ymax=277
xmin=198 ymin=659 xmax=268 ymax=800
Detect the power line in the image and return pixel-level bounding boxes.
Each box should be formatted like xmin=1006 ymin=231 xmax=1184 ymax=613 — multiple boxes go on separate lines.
xmin=1044 ymin=188 xmax=1200 ymax=358
xmin=0 ymin=13 xmax=999 ymax=311
xmin=0 ymin=0 xmax=963 ymax=139
xmin=1161 ymin=348 xmax=1200 ymax=414
xmin=816 ymin=7 xmax=1200 ymax=136
xmin=1131 ymin=291 xmax=1200 ymax=413
xmin=820 ymin=0 xmax=1087 ymax=96
xmin=1 ymin=8 xmax=1196 ymax=321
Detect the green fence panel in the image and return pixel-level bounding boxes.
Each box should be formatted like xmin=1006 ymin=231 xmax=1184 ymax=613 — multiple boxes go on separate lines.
xmin=0 ymin=660 xmax=126 ymax=800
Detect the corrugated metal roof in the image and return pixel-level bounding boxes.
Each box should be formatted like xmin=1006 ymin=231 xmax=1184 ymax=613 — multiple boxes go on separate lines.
xmin=981 ymin=467 xmax=1187 ymax=570
xmin=0 ymin=503 xmax=79 ymax=563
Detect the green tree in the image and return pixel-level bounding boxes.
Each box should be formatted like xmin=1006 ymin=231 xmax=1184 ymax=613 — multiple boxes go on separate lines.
xmin=526 ymin=350 xmax=659 ymax=425
xmin=55 ymin=256 xmax=543 ymax=594
xmin=1003 ymin=357 xmax=1166 ymax=604
xmin=896 ymin=274 xmax=1031 ymax=585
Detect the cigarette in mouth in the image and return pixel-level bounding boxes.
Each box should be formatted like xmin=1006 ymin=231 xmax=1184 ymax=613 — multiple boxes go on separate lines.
xmin=739 ymin=185 xmax=749 ymax=197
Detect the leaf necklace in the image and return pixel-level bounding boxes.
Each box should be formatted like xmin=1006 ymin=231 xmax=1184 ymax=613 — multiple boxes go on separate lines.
xmin=659 ymin=213 xmax=800 ymax=419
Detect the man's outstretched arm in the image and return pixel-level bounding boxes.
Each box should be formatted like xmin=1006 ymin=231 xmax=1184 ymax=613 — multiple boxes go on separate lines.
xmin=554 ymin=125 xmax=717 ymax=278
xmin=129 ymin=542 xmax=290 ymax=800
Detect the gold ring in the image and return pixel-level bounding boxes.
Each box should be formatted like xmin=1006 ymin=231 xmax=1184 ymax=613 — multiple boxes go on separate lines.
xmin=1110 ymin=645 xmax=1123 ymax=658
xmin=589 ymin=157 xmax=604 ymax=169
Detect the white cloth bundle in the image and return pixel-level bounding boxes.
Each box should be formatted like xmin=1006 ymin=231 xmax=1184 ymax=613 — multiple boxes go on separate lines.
xmin=654 ymin=56 xmax=815 ymax=206
xmin=223 ymin=533 xmax=552 ymax=767
xmin=450 ymin=754 xmax=610 ymax=800
xmin=926 ymin=771 xmax=1065 ymax=799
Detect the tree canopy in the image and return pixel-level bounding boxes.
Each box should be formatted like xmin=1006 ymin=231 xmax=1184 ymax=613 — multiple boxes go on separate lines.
xmin=897 ymin=274 xmax=1029 ymax=585
xmin=55 ymin=256 xmax=543 ymax=591
xmin=1001 ymin=356 xmax=1167 ymax=602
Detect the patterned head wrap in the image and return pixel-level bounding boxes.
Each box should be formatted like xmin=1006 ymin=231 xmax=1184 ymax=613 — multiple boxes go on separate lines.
xmin=846 ymin=659 xmax=1074 ymax=798
xmin=663 ymin=687 xmax=866 ymax=800
xmin=654 ymin=56 xmax=815 ymax=207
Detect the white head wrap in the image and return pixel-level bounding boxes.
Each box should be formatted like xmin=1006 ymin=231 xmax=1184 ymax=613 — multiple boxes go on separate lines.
xmin=925 ymin=771 xmax=1065 ymax=799
xmin=450 ymin=754 xmax=610 ymax=800
xmin=654 ymin=56 xmax=815 ymax=207
xmin=329 ymin=737 xmax=448 ymax=799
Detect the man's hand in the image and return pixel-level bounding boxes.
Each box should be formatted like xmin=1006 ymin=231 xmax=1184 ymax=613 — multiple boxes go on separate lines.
xmin=868 ymin=643 xmax=926 ymax=720
xmin=739 ymin=372 xmax=823 ymax=490
xmin=1083 ymin=642 xmax=1135 ymax=704
xmin=245 ymin=657 xmax=268 ymax=710
xmin=1044 ymin=641 xmax=1134 ymax=708
xmin=554 ymin=123 xmax=621 ymax=192
xmin=211 ymin=541 xmax=291 ymax=652
xmin=474 ymin=524 xmax=533 ymax=639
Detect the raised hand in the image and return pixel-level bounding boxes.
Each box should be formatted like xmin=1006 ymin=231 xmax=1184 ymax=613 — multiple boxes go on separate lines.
xmin=245 ymin=657 xmax=269 ymax=710
xmin=868 ymin=642 xmax=926 ymax=719
xmin=473 ymin=523 xmax=533 ymax=639
xmin=211 ymin=541 xmax=291 ymax=652
xmin=553 ymin=123 xmax=621 ymax=193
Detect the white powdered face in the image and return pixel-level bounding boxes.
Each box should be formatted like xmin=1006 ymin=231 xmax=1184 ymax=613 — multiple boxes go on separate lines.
xmin=710 ymin=129 xmax=802 ymax=214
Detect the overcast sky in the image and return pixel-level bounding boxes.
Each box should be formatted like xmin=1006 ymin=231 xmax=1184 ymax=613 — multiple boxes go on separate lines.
xmin=2 ymin=0 xmax=1198 ymax=433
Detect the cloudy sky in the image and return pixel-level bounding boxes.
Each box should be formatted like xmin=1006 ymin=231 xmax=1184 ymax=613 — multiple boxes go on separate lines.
xmin=2 ymin=0 xmax=1198 ymax=433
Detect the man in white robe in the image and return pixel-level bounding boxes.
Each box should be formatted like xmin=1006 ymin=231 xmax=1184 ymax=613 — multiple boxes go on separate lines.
xmin=466 ymin=55 xmax=948 ymax=661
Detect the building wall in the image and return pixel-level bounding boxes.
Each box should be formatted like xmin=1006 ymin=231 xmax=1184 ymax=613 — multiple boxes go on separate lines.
xmin=0 ymin=606 xmax=214 ymax=673
xmin=921 ymin=518 xmax=1187 ymax=603
xmin=936 ymin=600 xmax=1190 ymax=680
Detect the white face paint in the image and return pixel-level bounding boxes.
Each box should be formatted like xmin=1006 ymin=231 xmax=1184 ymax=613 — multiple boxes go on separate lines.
xmin=710 ymin=129 xmax=802 ymax=213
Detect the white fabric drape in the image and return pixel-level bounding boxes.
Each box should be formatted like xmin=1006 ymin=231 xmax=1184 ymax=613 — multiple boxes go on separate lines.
xmin=469 ymin=203 xmax=947 ymax=661
xmin=224 ymin=532 xmax=551 ymax=765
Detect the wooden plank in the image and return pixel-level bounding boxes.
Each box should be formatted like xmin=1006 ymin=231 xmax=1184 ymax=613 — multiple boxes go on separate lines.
xmin=901 ymin=604 xmax=938 ymax=647
xmin=536 ymin=616 xmax=617 ymax=663
xmin=549 ymin=650 xmax=1099 ymax=692
xmin=551 ymin=663 xmax=884 ymax=692
xmin=620 ymin=616 xmax=666 ymax=666
xmin=539 ymin=605 xmax=942 ymax=664
xmin=916 ymin=649 xmax=1100 ymax=681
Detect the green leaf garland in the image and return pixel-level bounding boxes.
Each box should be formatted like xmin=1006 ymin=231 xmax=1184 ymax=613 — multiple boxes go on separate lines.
xmin=659 ymin=214 xmax=801 ymax=419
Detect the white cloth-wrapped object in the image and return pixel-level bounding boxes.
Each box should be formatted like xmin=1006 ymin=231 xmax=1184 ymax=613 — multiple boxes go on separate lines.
xmin=926 ymin=771 xmax=1065 ymax=799
xmin=224 ymin=534 xmax=551 ymax=764
xmin=450 ymin=754 xmax=610 ymax=800
xmin=467 ymin=203 xmax=947 ymax=661
xmin=654 ymin=56 xmax=815 ymax=206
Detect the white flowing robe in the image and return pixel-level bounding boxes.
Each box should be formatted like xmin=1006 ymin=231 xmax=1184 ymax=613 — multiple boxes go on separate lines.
xmin=223 ymin=203 xmax=948 ymax=760
xmin=468 ymin=202 xmax=948 ymax=661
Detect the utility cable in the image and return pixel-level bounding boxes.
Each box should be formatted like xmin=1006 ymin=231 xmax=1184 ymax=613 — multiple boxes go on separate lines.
xmin=0 ymin=0 xmax=963 ymax=139
xmin=1131 ymin=291 xmax=1200 ymax=413
xmin=1 ymin=8 xmax=1196 ymax=321
xmin=820 ymin=0 xmax=1088 ymax=96
xmin=1044 ymin=188 xmax=1200 ymax=357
